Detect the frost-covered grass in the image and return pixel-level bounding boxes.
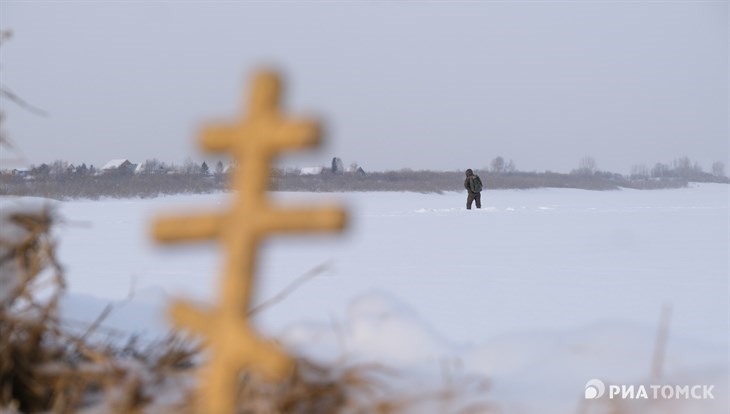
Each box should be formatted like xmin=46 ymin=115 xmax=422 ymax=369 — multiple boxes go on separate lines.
xmin=23 ymin=184 xmax=730 ymax=412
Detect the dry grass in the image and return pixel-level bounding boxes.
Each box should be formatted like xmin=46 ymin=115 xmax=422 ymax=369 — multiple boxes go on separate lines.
xmin=0 ymin=206 xmax=195 ymax=413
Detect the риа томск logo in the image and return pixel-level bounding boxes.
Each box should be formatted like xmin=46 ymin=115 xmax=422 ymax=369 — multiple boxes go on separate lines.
xmin=584 ymin=379 xmax=714 ymax=400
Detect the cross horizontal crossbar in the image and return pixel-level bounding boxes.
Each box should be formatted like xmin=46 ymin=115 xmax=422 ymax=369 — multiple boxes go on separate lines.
xmin=153 ymin=207 xmax=346 ymax=243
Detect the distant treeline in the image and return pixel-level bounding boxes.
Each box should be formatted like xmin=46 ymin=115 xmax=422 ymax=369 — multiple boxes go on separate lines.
xmin=0 ymin=170 xmax=228 ymax=200
xmin=275 ymin=164 xmax=730 ymax=193
xmin=273 ymin=170 xmax=697 ymax=193
xmin=0 ymin=156 xmax=727 ymax=200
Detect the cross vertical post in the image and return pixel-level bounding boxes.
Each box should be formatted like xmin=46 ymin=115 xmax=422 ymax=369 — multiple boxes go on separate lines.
xmin=153 ymin=70 xmax=347 ymax=414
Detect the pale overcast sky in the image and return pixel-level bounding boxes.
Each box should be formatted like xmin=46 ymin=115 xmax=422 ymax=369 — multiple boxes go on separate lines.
xmin=0 ymin=1 xmax=727 ymax=173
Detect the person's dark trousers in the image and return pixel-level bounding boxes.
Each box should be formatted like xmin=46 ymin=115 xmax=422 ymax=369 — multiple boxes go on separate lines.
xmin=467 ymin=192 xmax=481 ymax=209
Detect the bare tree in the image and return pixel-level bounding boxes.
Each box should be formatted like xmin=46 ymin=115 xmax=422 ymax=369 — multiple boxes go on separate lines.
xmin=712 ymin=161 xmax=726 ymax=177
xmin=668 ymin=156 xmax=705 ymax=178
xmin=574 ymin=156 xmax=597 ymax=175
xmin=651 ymin=162 xmax=669 ymax=178
xmin=490 ymin=156 xmax=505 ymax=173
xmin=49 ymin=160 xmax=70 ymax=176
xmin=139 ymin=158 xmax=167 ymax=174
xmin=672 ymin=156 xmax=692 ymax=175
xmin=181 ymin=157 xmax=201 ymax=174
xmin=504 ymin=159 xmax=516 ymax=173
xmin=630 ymin=164 xmax=649 ymax=179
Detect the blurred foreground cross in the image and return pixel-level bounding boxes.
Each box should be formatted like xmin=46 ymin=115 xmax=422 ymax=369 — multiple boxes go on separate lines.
xmin=153 ymin=70 xmax=347 ymax=414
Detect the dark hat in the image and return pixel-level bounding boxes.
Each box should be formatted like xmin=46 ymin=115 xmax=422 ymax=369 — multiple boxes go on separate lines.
xmin=465 ymin=169 xmax=473 ymax=176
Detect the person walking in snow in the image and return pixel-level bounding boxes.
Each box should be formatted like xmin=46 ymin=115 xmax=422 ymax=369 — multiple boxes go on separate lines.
xmin=464 ymin=169 xmax=483 ymax=210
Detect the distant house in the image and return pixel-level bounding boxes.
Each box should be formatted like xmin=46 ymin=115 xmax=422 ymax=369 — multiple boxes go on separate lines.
xmin=345 ymin=164 xmax=366 ymax=176
xmin=11 ymin=168 xmax=31 ymax=178
xmin=300 ymin=167 xmax=324 ymax=176
xmin=102 ymin=159 xmax=133 ymax=173
xmin=135 ymin=160 xmax=167 ymax=174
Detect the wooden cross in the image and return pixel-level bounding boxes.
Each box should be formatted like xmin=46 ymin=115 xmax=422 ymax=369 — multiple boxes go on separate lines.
xmin=152 ymin=70 xmax=347 ymax=414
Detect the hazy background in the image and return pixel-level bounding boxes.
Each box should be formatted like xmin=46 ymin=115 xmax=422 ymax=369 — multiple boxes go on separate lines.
xmin=0 ymin=0 xmax=727 ymax=173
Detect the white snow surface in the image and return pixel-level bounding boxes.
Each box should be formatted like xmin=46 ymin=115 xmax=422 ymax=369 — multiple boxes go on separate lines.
xmin=7 ymin=184 xmax=728 ymax=412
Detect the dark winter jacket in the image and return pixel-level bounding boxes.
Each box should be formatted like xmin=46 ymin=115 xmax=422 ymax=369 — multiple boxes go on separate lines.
xmin=464 ymin=169 xmax=482 ymax=193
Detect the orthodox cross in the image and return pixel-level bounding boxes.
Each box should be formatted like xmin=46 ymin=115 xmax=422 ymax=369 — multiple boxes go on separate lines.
xmin=153 ymin=70 xmax=347 ymax=414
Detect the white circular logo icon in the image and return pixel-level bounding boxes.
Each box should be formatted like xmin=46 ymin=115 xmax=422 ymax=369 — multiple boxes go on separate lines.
xmin=585 ymin=379 xmax=606 ymax=399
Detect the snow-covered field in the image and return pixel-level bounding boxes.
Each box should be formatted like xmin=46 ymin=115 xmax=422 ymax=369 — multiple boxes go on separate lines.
xmin=7 ymin=184 xmax=728 ymax=413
